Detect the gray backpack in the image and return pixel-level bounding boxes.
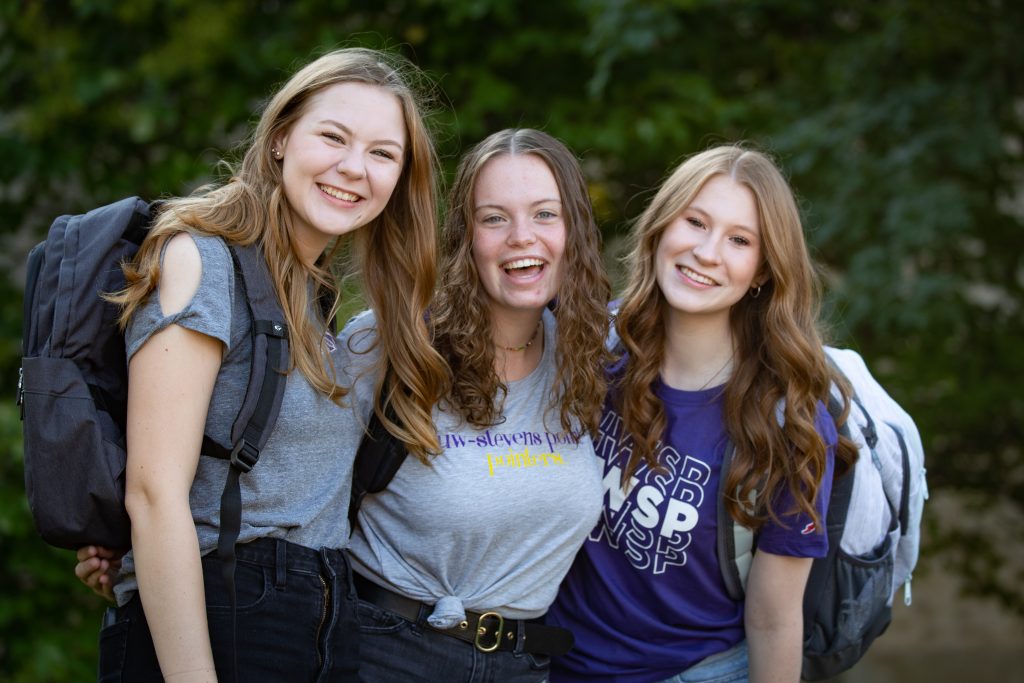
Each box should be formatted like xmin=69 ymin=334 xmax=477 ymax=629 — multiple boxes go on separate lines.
xmin=19 ymin=196 xmax=290 ymax=556
xmin=718 ymin=347 xmax=927 ymax=680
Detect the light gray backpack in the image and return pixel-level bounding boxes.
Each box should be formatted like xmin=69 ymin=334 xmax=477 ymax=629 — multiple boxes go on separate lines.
xmin=718 ymin=347 xmax=927 ymax=680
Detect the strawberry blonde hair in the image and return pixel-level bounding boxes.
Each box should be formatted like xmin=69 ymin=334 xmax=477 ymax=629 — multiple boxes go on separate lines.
xmin=616 ymin=144 xmax=857 ymax=529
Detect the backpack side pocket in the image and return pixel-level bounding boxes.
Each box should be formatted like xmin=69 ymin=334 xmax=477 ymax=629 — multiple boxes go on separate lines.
xmin=802 ymin=533 xmax=895 ymax=680
xmin=21 ymin=356 xmax=130 ymax=549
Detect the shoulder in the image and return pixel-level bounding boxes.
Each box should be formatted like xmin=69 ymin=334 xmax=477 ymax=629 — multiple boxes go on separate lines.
xmin=158 ymin=233 xmax=203 ymax=314
xmin=160 ymin=233 xmax=232 ymax=282
xmin=158 ymin=233 xmax=233 ymax=315
xmin=161 ymin=232 xmax=203 ymax=276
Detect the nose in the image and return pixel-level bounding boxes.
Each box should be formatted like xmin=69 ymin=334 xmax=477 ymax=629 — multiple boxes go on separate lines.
xmin=506 ymin=217 xmax=537 ymax=246
xmin=336 ymin=148 xmax=366 ymax=179
xmin=692 ymin=232 xmax=722 ymax=264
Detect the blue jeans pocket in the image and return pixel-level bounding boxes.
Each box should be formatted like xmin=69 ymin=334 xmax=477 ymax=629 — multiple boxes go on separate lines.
xmin=202 ymin=558 xmax=272 ymax=614
xmin=664 ymin=641 xmax=749 ymax=683
xmin=517 ymin=651 xmax=551 ymax=672
xmin=356 ymin=598 xmax=414 ymax=635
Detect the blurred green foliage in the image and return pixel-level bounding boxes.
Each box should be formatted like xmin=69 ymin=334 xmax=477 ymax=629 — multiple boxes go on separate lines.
xmin=2 ymin=0 xmax=1021 ymax=679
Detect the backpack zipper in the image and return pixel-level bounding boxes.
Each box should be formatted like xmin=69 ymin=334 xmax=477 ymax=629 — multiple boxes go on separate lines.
xmin=16 ymin=367 xmax=24 ymax=419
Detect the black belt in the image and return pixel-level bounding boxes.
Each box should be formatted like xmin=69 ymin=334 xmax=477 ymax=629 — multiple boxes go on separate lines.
xmin=353 ymin=573 xmax=574 ymax=656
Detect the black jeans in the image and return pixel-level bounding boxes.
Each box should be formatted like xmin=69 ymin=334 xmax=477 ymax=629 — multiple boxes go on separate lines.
xmin=98 ymin=538 xmax=359 ymax=682
xmin=356 ymin=598 xmax=550 ymax=683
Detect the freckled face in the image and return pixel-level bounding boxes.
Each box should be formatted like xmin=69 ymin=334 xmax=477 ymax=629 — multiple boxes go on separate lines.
xmin=470 ymin=154 xmax=567 ymax=319
xmin=655 ymin=174 xmax=763 ymax=325
xmin=274 ymin=82 xmax=407 ymax=264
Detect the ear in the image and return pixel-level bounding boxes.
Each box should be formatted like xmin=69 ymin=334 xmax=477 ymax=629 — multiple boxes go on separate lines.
xmin=271 ymin=132 xmax=288 ymax=160
xmin=753 ymin=262 xmax=771 ymax=290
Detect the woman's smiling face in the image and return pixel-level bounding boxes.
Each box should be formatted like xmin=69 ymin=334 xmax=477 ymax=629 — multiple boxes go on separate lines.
xmin=470 ymin=153 xmax=567 ymax=319
xmin=655 ymin=174 xmax=763 ymax=325
xmin=274 ymin=81 xmax=407 ymax=263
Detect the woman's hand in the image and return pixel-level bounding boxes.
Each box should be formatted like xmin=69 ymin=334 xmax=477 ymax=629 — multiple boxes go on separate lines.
xmin=75 ymin=545 xmax=124 ymax=602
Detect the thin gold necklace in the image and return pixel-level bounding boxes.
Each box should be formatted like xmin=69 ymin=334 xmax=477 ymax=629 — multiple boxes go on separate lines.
xmin=497 ymin=320 xmax=542 ymax=352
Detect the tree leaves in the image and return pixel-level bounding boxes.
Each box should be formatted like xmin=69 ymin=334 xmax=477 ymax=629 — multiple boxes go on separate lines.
xmin=2 ymin=0 xmax=1021 ymax=676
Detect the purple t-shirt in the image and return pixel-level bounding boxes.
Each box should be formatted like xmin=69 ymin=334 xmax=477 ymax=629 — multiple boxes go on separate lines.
xmin=547 ymin=376 xmax=836 ymax=683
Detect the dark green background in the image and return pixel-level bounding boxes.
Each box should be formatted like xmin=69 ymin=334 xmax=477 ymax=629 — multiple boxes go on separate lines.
xmin=2 ymin=1 xmax=1021 ymax=679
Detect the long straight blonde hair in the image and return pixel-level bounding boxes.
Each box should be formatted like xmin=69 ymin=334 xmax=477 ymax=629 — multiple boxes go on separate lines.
xmin=616 ymin=144 xmax=857 ymax=530
xmin=111 ymin=48 xmax=447 ymax=458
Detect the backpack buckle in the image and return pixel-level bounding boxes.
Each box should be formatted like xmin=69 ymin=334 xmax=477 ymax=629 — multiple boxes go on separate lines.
xmin=230 ymin=439 xmax=260 ymax=473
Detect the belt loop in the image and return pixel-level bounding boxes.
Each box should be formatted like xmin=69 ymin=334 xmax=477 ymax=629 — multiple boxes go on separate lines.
xmin=319 ymin=547 xmax=338 ymax=580
xmin=516 ymin=619 xmax=531 ymax=655
xmin=275 ymin=539 xmax=287 ymax=589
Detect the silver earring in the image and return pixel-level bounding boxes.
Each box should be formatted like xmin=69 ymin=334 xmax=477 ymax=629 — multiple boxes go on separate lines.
xmin=750 ymin=284 xmax=762 ymax=298
xmin=272 ymin=148 xmax=282 ymax=159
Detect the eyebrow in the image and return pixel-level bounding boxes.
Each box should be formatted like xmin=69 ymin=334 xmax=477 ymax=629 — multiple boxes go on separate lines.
xmin=686 ymin=204 xmax=758 ymax=234
xmin=474 ymin=198 xmax=562 ymax=212
xmin=319 ymin=119 xmax=405 ymax=150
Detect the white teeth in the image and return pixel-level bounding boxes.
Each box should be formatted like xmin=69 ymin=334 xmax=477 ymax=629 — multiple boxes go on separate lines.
xmin=681 ymin=266 xmax=716 ymax=286
xmin=319 ymin=184 xmax=359 ymax=202
xmin=503 ymin=258 xmax=544 ymax=270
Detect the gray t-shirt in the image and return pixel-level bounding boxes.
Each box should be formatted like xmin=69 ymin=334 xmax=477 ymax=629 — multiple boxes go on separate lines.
xmin=341 ymin=308 xmax=604 ymax=626
xmin=114 ymin=234 xmax=357 ymax=605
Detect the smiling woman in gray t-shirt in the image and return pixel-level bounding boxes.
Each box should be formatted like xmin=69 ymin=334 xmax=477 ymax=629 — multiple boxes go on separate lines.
xmin=345 ymin=128 xmax=612 ymax=683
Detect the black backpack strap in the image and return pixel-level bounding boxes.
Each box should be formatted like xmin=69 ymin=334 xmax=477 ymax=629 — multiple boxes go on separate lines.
xmin=348 ymin=393 xmax=409 ymax=533
xmin=197 ymin=243 xmax=288 ymax=682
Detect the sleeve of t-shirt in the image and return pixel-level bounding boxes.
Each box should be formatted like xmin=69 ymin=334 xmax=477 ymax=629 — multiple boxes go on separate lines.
xmin=755 ymin=404 xmax=837 ymax=558
xmin=124 ymin=234 xmax=234 ymax=362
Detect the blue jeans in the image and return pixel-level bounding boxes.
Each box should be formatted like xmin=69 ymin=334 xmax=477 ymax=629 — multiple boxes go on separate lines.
xmin=97 ymin=538 xmax=360 ymax=682
xmin=657 ymin=641 xmax=749 ymax=683
xmin=356 ymin=598 xmax=551 ymax=683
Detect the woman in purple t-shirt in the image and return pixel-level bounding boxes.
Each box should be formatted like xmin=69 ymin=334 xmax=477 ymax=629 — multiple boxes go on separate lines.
xmin=548 ymin=145 xmax=857 ymax=683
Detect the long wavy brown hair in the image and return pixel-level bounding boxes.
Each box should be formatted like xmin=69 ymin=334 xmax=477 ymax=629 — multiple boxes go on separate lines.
xmin=616 ymin=144 xmax=857 ymax=530
xmin=430 ymin=129 xmax=611 ymax=437
xmin=109 ymin=47 xmax=447 ymax=459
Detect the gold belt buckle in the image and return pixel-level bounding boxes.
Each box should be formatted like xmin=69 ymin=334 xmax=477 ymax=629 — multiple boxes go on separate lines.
xmin=474 ymin=612 xmax=504 ymax=652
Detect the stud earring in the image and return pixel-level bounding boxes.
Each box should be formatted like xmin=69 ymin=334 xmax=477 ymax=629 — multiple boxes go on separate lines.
xmin=272 ymin=148 xmax=282 ymax=159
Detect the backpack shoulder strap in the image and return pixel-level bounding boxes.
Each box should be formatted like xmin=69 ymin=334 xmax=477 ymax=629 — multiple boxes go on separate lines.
xmin=717 ymin=442 xmax=755 ymax=601
xmin=348 ymin=396 xmax=409 ymax=533
xmin=196 ymin=242 xmax=290 ymax=673
xmin=205 ymin=242 xmax=289 ymax=531
xmin=718 ymin=368 xmax=855 ymax=601
xmin=224 ymin=243 xmax=290 ymax=467
xmin=199 ymin=243 xmax=289 ymax=466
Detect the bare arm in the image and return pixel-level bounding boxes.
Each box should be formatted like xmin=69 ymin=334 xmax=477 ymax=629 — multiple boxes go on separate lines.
xmin=124 ymin=234 xmax=223 ymax=683
xmin=744 ymin=550 xmax=812 ymax=683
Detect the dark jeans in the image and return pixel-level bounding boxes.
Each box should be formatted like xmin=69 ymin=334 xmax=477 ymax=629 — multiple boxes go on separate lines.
xmin=356 ymin=598 xmax=551 ymax=683
xmin=98 ymin=538 xmax=359 ymax=682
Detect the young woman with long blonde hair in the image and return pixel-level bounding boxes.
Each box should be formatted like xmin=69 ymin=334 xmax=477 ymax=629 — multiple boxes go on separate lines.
xmin=548 ymin=145 xmax=857 ymax=683
xmin=87 ymin=47 xmax=446 ymax=682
